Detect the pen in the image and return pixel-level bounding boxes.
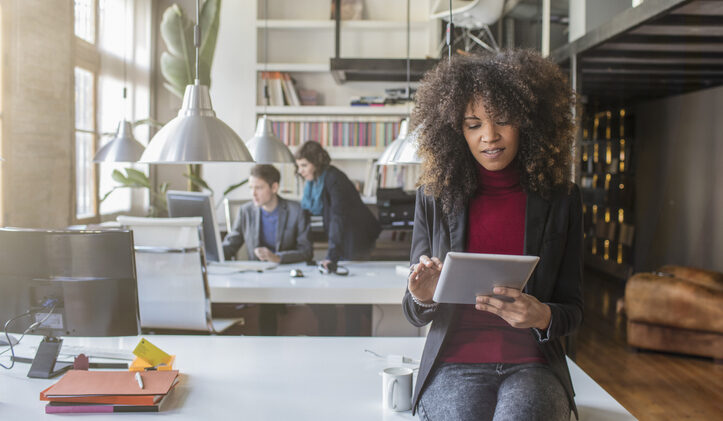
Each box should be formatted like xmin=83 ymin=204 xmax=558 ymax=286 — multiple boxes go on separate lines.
xmin=135 ymin=372 xmax=144 ymax=389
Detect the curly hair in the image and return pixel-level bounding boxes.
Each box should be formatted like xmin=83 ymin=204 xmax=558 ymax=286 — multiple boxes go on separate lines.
xmin=294 ymin=140 xmax=331 ymax=174
xmin=412 ymin=50 xmax=576 ymax=215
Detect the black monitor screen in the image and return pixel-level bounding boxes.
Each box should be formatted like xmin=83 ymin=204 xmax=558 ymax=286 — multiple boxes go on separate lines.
xmin=166 ymin=191 xmax=222 ymax=262
xmin=0 ymin=228 xmax=140 ymax=338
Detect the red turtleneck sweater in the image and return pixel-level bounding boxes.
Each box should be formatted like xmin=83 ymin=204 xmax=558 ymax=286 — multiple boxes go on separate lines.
xmin=441 ymin=163 xmax=546 ymax=364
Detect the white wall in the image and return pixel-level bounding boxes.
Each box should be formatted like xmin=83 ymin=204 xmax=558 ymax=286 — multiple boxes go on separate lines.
xmin=633 ymin=85 xmax=723 ymax=273
xmin=569 ymin=0 xmax=632 ymax=42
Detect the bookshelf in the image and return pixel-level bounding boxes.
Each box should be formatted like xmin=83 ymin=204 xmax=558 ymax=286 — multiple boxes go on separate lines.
xmin=579 ymin=108 xmax=635 ymax=280
xmin=255 ymin=0 xmax=438 ymax=192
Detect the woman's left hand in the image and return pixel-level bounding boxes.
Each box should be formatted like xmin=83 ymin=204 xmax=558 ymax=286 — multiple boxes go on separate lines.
xmin=475 ymin=287 xmax=551 ymax=330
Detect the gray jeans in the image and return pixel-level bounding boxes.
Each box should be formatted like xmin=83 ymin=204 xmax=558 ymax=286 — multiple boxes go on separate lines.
xmin=417 ymin=362 xmax=570 ymax=421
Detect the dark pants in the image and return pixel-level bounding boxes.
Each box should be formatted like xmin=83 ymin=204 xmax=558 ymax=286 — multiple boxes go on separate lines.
xmin=418 ymin=362 xmax=570 ymax=421
xmin=310 ymin=304 xmax=370 ymax=336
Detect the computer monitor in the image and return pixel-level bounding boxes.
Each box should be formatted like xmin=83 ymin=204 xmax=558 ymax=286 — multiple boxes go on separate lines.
xmin=0 ymin=228 xmax=140 ymax=378
xmin=166 ymin=190 xmax=225 ymax=262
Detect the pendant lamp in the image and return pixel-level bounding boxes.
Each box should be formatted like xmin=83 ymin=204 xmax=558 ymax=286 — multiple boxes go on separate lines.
xmin=376 ymin=0 xmax=421 ymax=166
xmin=376 ymin=118 xmax=409 ymax=166
xmin=395 ymin=122 xmax=422 ymax=164
xmin=246 ymin=116 xmax=295 ymax=163
xmin=387 ymin=0 xmax=456 ymax=165
xmin=140 ymin=0 xmax=253 ymax=164
xmin=93 ymin=1 xmax=144 ymax=163
xmin=93 ymin=120 xmax=145 ymax=162
xmin=245 ymin=0 xmax=295 ymax=164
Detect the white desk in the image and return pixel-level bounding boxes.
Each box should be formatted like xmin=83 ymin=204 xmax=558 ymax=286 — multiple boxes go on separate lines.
xmin=209 ymin=261 xmax=418 ymax=336
xmin=0 ymin=335 xmax=635 ymax=420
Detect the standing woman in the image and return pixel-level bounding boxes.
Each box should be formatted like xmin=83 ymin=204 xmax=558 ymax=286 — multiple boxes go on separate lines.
xmin=295 ymin=140 xmax=381 ymax=268
xmin=296 ymin=140 xmax=381 ymax=335
xmin=404 ymin=51 xmax=583 ymax=420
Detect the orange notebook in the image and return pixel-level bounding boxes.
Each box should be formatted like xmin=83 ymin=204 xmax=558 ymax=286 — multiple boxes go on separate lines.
xmin=40 ymin=388 xmax=165 ymax=406
xmin=40 ymin=370 xmax=179 ymax=403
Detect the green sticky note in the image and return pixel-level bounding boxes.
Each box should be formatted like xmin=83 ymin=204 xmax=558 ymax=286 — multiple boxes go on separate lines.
xmin=133 ymin=338 xmax=172 ymax=367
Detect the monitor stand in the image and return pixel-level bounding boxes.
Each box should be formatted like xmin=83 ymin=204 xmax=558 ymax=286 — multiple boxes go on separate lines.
xmin=26 ymin=336 xmax=73 ymax=378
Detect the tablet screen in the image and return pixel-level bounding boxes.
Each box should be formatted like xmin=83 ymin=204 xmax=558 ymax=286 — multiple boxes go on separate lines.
xmin=432 ymin=252 xmax=539 ymax=305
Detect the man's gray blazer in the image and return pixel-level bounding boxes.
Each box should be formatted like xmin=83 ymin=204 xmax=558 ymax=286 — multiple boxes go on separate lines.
xmin=222 ymin=197 xmax=312 ymax=264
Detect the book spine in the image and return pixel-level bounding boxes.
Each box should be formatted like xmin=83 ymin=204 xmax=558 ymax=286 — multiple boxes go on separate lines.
xmin=45 ymin=403 xmax=160 ymax=413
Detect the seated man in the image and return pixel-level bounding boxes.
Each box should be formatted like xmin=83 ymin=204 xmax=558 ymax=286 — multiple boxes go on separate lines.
xmin=223 ymin=164 xmax=312 ymax=263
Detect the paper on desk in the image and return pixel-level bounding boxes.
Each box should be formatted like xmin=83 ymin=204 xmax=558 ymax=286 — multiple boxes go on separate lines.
xmin=133 ymin=338 xmax=172 ymax=367
xmin=44 ymin=370 xmax=179 ymax=397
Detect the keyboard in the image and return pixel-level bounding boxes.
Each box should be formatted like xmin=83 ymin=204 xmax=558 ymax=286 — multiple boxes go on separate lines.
xmin=56 ymin=344 xmax=135 ymax=361
xmin=207 ymin=261 xmax=278 ymax=273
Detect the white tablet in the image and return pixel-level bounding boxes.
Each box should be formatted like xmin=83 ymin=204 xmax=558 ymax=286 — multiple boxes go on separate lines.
xmin=432 ymin=252 xmax=540 ymax=305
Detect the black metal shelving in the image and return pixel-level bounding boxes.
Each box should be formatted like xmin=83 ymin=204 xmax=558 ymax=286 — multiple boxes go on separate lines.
xmin=551 ymin=0 xmax=723 ymax=105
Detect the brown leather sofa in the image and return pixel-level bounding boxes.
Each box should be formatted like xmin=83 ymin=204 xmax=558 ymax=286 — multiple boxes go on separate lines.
xmin=624 ymin=265 xmax=723 ymax=362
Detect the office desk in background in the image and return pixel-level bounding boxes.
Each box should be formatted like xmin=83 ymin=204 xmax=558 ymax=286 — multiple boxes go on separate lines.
xmin=1 ymin=335 xmax=635 ymax=420
xmin=208 ymin=261 xmax=420 ymax=336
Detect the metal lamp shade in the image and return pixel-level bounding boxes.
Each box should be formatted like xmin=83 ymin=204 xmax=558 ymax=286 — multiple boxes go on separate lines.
xmin=394 ymin=123 xmax=422 ymax=164
xmin=377 ymin=118 xmax=409 ymax=166
xmin=93 ymin=120 xmax=145 ymax=163
xmin=140 ymin=82 xmax=254 ymax=164
xmin=246 ymin=116 xmax=295 ymax=163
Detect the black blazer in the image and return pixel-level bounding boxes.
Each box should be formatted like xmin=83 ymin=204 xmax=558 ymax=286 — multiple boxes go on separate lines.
xmin=403 ymin=184 xmax=584 ymax=419
xmin=222 ymin=197 xmax=312 ymax=264
xmin=321 ymin=165 xmax=381 ymax=262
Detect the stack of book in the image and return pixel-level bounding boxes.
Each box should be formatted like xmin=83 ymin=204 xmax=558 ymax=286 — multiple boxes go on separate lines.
xmin=40 ymin=370 xmax=179 ymax=413
xmin=259 ymin=72 xmax=301 ymax=106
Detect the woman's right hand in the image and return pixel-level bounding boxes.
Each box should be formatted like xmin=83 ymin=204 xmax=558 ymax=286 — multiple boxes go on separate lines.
xmin=408 ymin=255 xmax=443 ymax=304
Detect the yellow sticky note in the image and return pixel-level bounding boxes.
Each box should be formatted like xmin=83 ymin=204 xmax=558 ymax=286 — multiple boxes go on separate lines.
xmin=133 ymin=338 xmax=172 ymax=367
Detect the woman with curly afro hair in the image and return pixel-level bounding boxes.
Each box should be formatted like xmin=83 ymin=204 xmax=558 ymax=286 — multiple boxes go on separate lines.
xmin=402 ymin=50 xmax=583 ymax=421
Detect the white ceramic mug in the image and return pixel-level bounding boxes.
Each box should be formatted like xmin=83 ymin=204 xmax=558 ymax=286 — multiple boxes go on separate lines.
xmin=382 ymin=367 xmax=413 ymax=412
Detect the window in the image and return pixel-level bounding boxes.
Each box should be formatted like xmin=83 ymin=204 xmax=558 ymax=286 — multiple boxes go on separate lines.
xmin=73 ymin=0 xmax=152 ymax=219
xmin=74 ymin=67 xmax=97 ymax=219
xmin=74 ymin=0 xmax=96 ymax=44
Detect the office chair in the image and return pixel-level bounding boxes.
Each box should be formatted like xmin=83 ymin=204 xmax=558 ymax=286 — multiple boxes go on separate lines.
xmin=117 ymin=216 xmax=243 ymax=334
xmin=223 ymin=198 xmax=251 ymax=234
xmin=430 ymin=0 xmax=504 ymax=54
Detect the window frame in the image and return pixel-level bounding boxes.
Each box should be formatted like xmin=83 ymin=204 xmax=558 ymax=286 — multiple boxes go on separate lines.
xmin=72 ymin=0 xmax=101 ymax=224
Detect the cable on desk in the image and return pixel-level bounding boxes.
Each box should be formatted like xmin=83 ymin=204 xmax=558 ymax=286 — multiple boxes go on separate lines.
xmin=1 ymin=301 xmax=58 ymax=369
xmin=364 ymin=348 xmax=420 ymax=366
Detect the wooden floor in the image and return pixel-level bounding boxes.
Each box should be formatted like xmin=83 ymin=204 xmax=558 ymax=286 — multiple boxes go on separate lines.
xmin=575 ymin=270 xmax=723 ymax=421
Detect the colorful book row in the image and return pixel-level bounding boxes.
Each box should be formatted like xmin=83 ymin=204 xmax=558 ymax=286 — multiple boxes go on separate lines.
xmin=270 ymin=120 xmax=401 ymax=147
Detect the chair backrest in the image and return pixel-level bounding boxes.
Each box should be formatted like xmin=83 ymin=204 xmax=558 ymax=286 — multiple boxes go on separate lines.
xmin=223 ymin=198 xmax=251 ymax=233
xmin=430 ymin=0 xmax=504 ymax=27
xmin=117 ymin=216 xmax=213 ymax=333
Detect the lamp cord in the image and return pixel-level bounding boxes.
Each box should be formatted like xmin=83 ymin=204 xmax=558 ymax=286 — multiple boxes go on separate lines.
xmin=448 ymin=0 xmax=452 ymax=61
xmin=195 ymin=0 xmax=201 ymax=83
xmin=122 ymin=0 xmax=128 ymax=103
xmin=263 ymin=0 xmax=269 ymax=115
xmin=405 ymin=0 xmax=410 ymax=105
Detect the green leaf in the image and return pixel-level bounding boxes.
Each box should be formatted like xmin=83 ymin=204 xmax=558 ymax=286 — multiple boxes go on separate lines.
xmin=112 ymin=169 xmax=130 ymax=184
xmin=125 ymin=168 xmax=151 ymax=188
xmin=163 ymin=81 xmax=185 ymax=100
xmin=159 ymin=182 xmax=169 ymax=194
xmin=133 ymin=118 xmax=165 ymax=128
xmin=159 ymin=0 xmax=221 ymax=94
xmin=161 ymin=53 xmax=190 ymax=95
xmin=222 ymin=179 xmax=248 ymax=197
xmin=183 ymin=172 xmax=212 ymax=192
xmin=100 ymin=187 xmax=121 ymax=203
xmin=199 ymin=0 xmax=221 ymax=86
xmin=160 ymin=4 xmax=193 ymax=95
